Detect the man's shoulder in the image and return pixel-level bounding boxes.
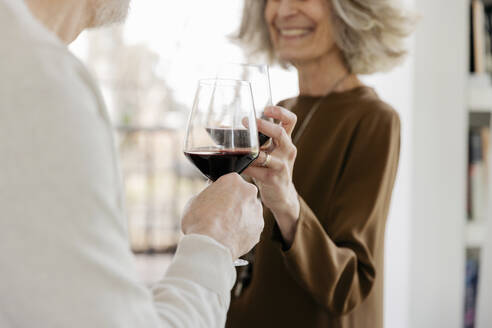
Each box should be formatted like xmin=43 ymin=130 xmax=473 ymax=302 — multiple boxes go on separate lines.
xmin=0 ymin=0 xmax=89 ymax=90
xmin=0 ymin=1 xmax=100 ymax=120
xmin=0 ymin=0 xmax=61 ymax=48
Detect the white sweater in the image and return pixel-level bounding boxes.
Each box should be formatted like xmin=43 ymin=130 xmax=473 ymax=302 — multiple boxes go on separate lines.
xmin=0 ymin=0 xmax=235 ymax=327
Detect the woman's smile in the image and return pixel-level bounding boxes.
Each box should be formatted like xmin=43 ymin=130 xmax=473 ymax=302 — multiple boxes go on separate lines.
xmin=277 ymin=26 xmax=314 ymax=39
xmin=265 ymin=0 xmax=332 ymax=63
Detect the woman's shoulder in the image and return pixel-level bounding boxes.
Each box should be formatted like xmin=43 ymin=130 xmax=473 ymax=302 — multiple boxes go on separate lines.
xmin=347 ymin=89 xmax=401 ymax=143
xmin=277 ymin=87 xmax=400 ymax=130
xmin=337 ymin=87 xmax=400 ymax=127
xmin=276 ymin=97 xmax=298 ymax=110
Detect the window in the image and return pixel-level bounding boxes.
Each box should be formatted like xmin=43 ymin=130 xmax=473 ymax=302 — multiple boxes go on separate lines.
xmin=71 ymin=1 xmax=297 ymax=254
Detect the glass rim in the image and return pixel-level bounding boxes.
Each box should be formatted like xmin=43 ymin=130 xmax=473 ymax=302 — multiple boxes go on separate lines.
xmin=198 ymin=78 xmax=252 ymax=88
xmin=220 ymin=62 xmax=269 ymax=69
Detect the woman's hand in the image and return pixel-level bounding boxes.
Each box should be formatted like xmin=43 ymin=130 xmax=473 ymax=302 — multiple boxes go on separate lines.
xmin=243 ymin=106 xmax=300 ymax=246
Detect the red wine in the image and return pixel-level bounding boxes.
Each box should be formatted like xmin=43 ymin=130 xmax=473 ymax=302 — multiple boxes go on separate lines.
xmin=184 ymin=149 xmax=259 ymax=181
xmin=206 ymin=127 xmax=270 ymax=147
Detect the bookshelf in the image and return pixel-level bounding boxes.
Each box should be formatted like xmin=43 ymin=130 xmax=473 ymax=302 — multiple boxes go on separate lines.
xmin=467 ymin=77 xmax=491 ymax=253
xmin=469 ymin=86 xmax=492 ymax=112
xmin=465 ymin=75 xmax=490 ymax=327
xmin=466 ymin=221 xmax=488 ymax=248
xmin=467 ymin=0 xmax=492 ymax=323
xmin=403 ymin=0 xmax=490 ymax=327
xmin=466 ymin=74 xmax=492 ymax=249
xmin=468 ymin=75 xmax=492 ymax=111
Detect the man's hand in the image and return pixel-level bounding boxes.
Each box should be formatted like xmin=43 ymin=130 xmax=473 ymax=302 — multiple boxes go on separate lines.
xmin=182 ymin=173 xmax=264 ymax=260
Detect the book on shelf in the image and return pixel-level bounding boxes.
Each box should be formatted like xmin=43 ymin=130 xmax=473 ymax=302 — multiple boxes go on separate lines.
xmin=468 ymin=126 xmax=489 ymax=222
xmin=476 ymin=212 xmax=492 ymax=328
xmin=465 ymin=255 xmax=480 ymax=328
xmin=470 ymin=0 xmax=492 ymax=73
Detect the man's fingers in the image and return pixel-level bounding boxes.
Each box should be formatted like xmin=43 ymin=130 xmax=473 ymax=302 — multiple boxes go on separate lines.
xmin=243 ymin=166 xmax=269 ymax=181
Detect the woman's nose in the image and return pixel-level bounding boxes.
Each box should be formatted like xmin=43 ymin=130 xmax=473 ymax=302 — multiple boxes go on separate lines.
xmin=277 ymin=0 xmax=300 ymax=17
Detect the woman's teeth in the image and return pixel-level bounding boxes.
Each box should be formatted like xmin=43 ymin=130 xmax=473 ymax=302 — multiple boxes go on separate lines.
xmin=280 ymin=29 xmax=310 ymax=37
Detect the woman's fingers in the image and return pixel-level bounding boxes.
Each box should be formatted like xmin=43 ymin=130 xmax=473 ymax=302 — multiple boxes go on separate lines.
xmin=252 ymin=151 xmax=269 ymax=167
xmin=263 ymin=106 xmax=297 ymax=136
xmin=246 ymin=106 xmax=297 ymax=186
xmin=256 ymin=118 xmax=291 ymax=151
xmin=251 ymin=151 xmax=283 ymax=170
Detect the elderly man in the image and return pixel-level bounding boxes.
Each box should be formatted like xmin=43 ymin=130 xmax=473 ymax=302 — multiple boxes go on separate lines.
xmin=0 ymin=0 xmax=264 ymax=327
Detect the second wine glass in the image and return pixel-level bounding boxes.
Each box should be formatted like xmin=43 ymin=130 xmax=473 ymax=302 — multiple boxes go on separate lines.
xmin=216 ymin=63 xmax=273 ymax=146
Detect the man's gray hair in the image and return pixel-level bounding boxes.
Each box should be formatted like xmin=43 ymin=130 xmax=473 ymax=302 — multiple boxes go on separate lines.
xmin=89 ymin=0 xmax=130 ymax=28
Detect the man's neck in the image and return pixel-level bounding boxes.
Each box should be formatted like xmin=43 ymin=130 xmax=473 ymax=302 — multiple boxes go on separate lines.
xmin=25 ymin=0 xmax=90 ymax=44
xmin=295 ymin=49 xmax=361 ymax=97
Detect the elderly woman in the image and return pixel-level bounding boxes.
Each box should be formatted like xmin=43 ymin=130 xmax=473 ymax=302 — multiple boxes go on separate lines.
xmin=226 ymin=0 xmax=415 ymax=327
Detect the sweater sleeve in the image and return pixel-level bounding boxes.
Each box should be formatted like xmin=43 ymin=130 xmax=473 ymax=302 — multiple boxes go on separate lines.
xmin=270 ymin=108 xmax=401 ymax=315
xmin=152 ymin=234 xmax=236 ymax=328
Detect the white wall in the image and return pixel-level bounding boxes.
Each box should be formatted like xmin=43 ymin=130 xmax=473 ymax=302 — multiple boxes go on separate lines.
xmin=361 ymin=2 xmax=415 ymax=327
xmin=410 ymin=0 xmax=468 ymax=327
xmin=363 ymin=44 xmax=414 ymax=328
xmin=365 ymin=0 xmax=469 ymax=327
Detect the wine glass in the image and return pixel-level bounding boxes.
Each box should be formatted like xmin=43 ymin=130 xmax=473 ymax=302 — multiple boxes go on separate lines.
xmin=216 ymin=63 xmax=273 ymax=147
xmin=183 ymin=79 xmax=259 ymax=266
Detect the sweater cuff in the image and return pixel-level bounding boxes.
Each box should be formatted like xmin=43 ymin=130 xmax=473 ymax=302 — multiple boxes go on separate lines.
xmin=164 ymin=234 xmax=236 ymax=296
xmin=272 ymin=196 xmax=320 ymax=263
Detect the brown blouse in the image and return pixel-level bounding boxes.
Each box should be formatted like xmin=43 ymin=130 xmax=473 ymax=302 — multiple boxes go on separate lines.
xmin=226 ymin=87 xmax=401 ymax=328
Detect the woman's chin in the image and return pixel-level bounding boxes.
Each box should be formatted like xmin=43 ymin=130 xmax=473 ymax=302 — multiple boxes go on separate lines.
xmin=277 ymin=52 xmax=315 ymax=66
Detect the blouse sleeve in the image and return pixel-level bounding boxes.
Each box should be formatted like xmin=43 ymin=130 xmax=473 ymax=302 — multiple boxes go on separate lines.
xmin=270 ymin=108 xmax=401 ymax=315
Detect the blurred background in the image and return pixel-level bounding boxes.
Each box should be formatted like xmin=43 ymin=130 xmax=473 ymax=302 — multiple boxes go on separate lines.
xmin=70 ymin=0 xmax=491 ymax=327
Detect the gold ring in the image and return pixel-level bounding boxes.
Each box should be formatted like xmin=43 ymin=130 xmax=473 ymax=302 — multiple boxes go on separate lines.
xmin=261 ymin=153 xmax=271 ymax=168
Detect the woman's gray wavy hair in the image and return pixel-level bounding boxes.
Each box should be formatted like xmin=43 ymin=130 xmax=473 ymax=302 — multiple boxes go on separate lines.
xmin=236 ymin=0 xmax=416 ymax=75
